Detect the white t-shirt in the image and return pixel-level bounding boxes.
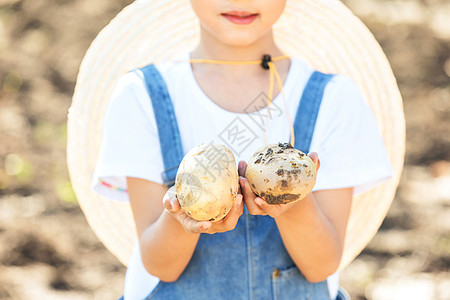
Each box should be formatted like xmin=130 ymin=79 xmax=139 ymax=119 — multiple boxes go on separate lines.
xmin=92 ymin=52 xmax=393 ymax=300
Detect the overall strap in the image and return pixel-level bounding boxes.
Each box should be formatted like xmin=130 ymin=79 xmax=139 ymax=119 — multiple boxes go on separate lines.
xmin=139 ymin=64 xmax=184 ymax=187
xmin=293 ymin=71 xmax=334 ymax=153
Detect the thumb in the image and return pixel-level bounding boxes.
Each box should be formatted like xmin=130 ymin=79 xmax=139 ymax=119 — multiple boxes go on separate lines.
xmin=163 ymin=186 xmax=182 ymax=214
xmin=307 ymin=152 xmax=320 ymax=171
xmin=238 ymin=160 xmax=247 ymax=177
xmin=239 ymin=176 xmax=256 ymax=201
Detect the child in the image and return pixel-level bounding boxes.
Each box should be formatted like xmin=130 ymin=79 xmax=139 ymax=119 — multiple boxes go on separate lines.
xmin=91 ymin=0 xmax=393 ymax=299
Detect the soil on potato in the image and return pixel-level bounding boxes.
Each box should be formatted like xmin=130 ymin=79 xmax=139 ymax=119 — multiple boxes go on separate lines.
xmin=0 ymin=0 xmax=449 ymax=299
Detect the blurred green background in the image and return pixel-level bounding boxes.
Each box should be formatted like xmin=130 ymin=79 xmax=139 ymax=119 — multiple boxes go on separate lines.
xmin=0 ymin=0 xmax=449 ymax=299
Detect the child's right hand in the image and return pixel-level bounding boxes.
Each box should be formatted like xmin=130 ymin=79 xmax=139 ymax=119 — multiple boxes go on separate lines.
xmin=162 ymin=186 xmax=244 ymax=234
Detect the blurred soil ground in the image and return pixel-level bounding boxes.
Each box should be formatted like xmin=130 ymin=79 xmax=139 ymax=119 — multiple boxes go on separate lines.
xmin=0 ymin=0 xmax=449 ymax=299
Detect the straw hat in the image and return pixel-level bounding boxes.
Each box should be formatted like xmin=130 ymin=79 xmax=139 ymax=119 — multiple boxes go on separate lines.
xmin=68 ymin=0 xmax=405 ymax=270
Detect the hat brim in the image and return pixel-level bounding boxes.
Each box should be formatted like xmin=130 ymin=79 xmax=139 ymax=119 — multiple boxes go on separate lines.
xmin=68 ymin=0 xmax=405 ymax=269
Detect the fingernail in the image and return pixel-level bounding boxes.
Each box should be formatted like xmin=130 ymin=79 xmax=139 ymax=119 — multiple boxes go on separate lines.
xmin=163 ymin=200 xmax=169 ymax=209
xmin=238 ymin=161 xmax=243 ymax=169
xmin=256 ymin=198 xmax=264 ymax=206
xmin=170 ymin=199 xmax=177 ymax=208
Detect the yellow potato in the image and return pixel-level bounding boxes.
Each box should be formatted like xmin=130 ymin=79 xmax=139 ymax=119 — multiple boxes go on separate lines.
xmin=175 ymin=143 xmax=239 ymax=221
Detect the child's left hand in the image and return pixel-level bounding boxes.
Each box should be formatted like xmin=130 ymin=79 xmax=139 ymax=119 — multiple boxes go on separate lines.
xmin=238 ymin=152 xmax=320 ymax=219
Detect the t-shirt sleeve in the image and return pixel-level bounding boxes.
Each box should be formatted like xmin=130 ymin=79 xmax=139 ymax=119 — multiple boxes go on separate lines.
xmin=91 ymin=70 xmax=165 ymax=202
xmin=310 ymin=75 xmax=394 ymax=195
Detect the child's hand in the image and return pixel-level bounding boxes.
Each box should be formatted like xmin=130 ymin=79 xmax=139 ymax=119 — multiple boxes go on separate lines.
xmin=162 ymin=186 xmax=244 ymax=234
xmin=238 ymin=152 xmax=320 ymax=218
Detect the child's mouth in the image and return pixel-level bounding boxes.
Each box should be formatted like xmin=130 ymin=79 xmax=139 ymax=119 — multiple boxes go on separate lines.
xmin=221 ymin=11 xmax=258 ymax=25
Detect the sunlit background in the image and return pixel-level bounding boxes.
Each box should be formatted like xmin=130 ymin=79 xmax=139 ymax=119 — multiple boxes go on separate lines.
xmin=0 ymin=0 xmax=449 ymax=299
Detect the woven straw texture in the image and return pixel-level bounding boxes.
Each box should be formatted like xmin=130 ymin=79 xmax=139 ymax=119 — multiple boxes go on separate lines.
xmin=68 ymin=0 xmax=405 ymax=269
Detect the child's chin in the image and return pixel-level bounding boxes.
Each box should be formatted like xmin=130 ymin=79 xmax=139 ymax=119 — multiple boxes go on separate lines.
xmin=219 ymin=33 xmax=263 ymax=47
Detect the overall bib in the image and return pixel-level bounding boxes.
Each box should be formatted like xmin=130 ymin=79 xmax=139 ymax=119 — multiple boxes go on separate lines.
xmin=133 ymin=64 xmax=350 ymax=300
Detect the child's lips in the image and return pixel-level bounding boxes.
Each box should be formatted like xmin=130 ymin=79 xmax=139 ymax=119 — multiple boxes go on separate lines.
xmin=221 ymin=11 xmax=258 ymax=25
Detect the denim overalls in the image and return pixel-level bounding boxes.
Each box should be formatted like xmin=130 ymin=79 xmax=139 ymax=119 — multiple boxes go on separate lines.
xmin=132 ymin=64 xmax=350 ymax=300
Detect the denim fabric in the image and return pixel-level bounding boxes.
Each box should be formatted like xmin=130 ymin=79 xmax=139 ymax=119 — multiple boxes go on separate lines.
xmin=293 ymin=71 xmax=334 ymax=153
xmin=336 ymin=287 xmax=350 ymax=300
xmin=139 ymin=64 xmax=184 ymax=187
xmin=140 ymin=65 xmax=337 ymax=300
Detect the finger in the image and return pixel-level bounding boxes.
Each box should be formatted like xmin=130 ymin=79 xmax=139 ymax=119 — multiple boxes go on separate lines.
xmin=307 ymin=152 xmax=320 ymax=171
xmin=220 ymin=194 xmax=244 ymax=231
xmin=245 ymin=194 xmax=266 ymax=215
xmin=238 ymin=161 xmax=247 ymax=177
xmin=256 ymin=199 xmax=297 ymax=219
xmin=255 ymin=198 xmax=286 ymax=218
xmin=170 ymin=197 xmax=182 ymax=212
xmin=193 ymin=220 xmax=212 ymax=233
xmin=239 ymin=176 xmax=257 ymax=201
xmin=225 ymin=194 xmax=244 ymax=218
xmin=162 ymin=186 xmax=177 ymax=207
xmin=181 ymin=215 xmax=211 ymax=233
xmin=163 ymin=189 xmax=212 ymax=233
xmin=239 ymin=176 xmax=266 ymax=214
xmin=167 ymin=185 xmax=177 ymax=196
xmin=255 ymin=197 xmax=272 ymax=212
xmin=307 ymin=152 xmax=318 ymax=164
xmin=162 ymin=197 xmax=172 ymax=210
xmin=235 ymin=193 xmax=244 ymax=215
xmin=163 ymin=196 xmax=182 ymax=215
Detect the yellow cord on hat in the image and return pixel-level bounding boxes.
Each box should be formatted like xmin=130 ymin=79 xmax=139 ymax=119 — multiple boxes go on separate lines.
xmin=188 ymin=55 xmax=295 ymax=147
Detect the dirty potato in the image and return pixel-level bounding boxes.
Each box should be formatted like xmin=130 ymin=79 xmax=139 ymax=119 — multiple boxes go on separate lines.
xmin=245 ymin=143 xmax=316 ymax=204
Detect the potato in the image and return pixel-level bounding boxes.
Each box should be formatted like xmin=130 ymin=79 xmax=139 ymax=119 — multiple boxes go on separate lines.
xmin=175 ymin=143 xmax=239 ymax=222
xmin=245 ymin=143 xmax=316 ymax=204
